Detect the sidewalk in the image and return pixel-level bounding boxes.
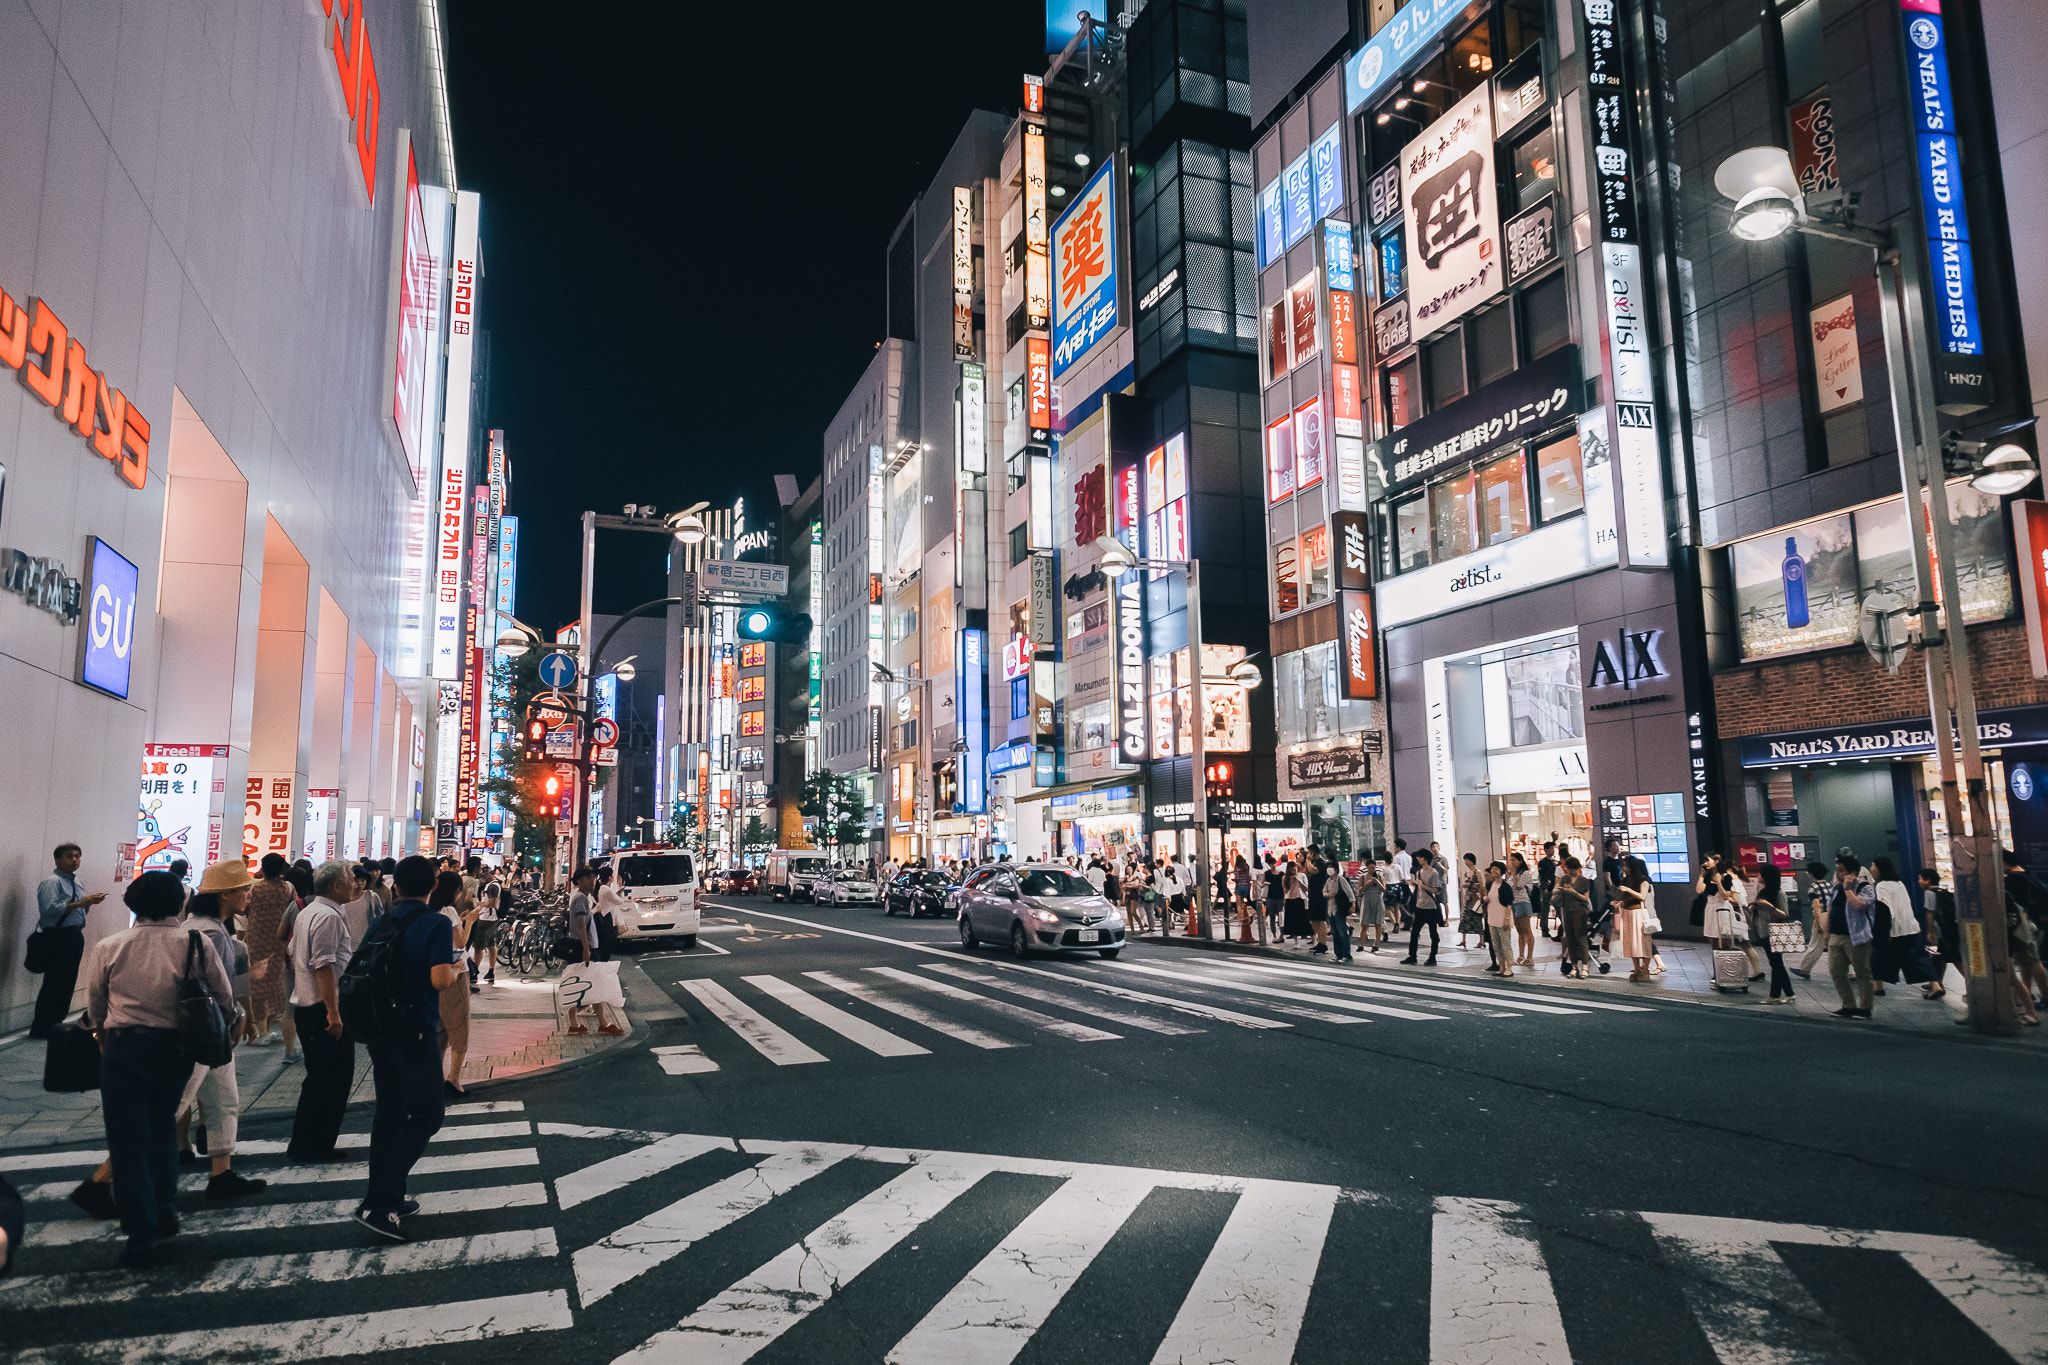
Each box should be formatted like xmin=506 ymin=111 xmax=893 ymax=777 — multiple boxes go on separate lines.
xmin=1134 ymin=909 xmax=2048 ymax=1046
xmin=0 ymin=958 xmax=673 ymax=1153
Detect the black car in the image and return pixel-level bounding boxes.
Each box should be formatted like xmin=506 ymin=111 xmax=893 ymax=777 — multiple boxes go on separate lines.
xmin=884 ymin=870 xmax=959 ymax=918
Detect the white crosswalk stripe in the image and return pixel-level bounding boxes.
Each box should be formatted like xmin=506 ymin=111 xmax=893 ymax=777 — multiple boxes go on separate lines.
xmin=4 ymin=1125 xmax=2045 ymax=1365
xmin=802 ymin=970 xmax=1019 ymax=1048
xmin=742 ymin=973 xmax=932 ymax=1055
xmin=867 ymin=965 xmax=1123 ymax=1041
xmin=918 ymin=960 xmax=1204 ymax=1035
xmin=680 ymin=977 xmax=830 ymax=1065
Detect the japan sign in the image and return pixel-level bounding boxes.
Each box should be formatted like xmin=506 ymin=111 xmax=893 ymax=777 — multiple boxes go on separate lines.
xmin=1052 ymin=163 xmax=1120 ymax=377
xmin=1400 ymin=90 xmax=1503 ymax=337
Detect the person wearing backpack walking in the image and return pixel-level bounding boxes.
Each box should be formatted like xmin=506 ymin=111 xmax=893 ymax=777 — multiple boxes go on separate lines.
xmin=287 ymin=862 xmax=357 ymax=1163
xmin=345 ymin=856 xmax=460 ymax=1243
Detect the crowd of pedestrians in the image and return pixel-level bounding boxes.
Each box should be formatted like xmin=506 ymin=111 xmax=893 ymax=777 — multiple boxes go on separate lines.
xmin=20 ymin=844 xmax=518 ymax=1267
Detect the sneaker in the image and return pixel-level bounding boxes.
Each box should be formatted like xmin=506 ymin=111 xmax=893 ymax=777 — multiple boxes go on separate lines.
xmin=1424 ymin=957 xmax=1438 ymax=967
xmin=70 ymin=1179 xmax=117 ymax=1221
xmin=205 ymin=1170 xmax=268 ymax=1200
xmin=598 ymin=1023 xmax=624 ymax=1036
xmin=397 ymin=1199 xmax=421 ymax=1217
xmin=1792 ymin=968 xmax=1812 ymax=980
xmin=118 ymin=1237 xmax=158 ymax=1269
xmin=1400 ymin=957 xmax=1418 ymax=965
xmin=1832 ymin=1007 xmax=1859 ymax=1018
xmin=282 ymin=1051 xmax=301 ymax=1065
xmin=353 ymin=1207 xmax=409 ymax=1243
xmin=1853 ymin=1008 xmax=1873 ymax=1018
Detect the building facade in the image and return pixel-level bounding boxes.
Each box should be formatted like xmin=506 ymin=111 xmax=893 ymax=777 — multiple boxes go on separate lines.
xmin=1 ymin=1 xmax=474 ymax=1029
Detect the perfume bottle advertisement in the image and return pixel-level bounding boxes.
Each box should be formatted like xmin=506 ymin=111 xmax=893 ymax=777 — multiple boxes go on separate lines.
xmin=1732 ymin=512 xmax=1857 ymax=659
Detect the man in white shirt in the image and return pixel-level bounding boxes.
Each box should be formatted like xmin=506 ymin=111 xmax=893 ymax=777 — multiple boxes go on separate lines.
xmin=288 ymin=861 xmax=356 ymax=1163
xmin=1390 ymin=839 xmax=1413 ymax=885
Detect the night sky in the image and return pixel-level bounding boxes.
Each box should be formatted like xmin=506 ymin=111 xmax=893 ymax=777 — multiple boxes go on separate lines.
xmin=443 ymin=3 xmax=1047 ymax=634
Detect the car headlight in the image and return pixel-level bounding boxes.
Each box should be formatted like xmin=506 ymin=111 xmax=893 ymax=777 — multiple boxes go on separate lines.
xmin=1028 ymin=907 xmax=1061 ymax=926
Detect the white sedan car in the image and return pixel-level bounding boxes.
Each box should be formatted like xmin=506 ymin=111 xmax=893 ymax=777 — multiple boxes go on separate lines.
xmin=811 ymin=869 xmax=880 ymax=906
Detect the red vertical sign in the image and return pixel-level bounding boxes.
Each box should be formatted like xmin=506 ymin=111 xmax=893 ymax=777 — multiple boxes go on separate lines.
xmin=1027 ymin=336 xmax=1052 ymax=435
xmin=2013 ymin=499 xmax=2048 ymax=678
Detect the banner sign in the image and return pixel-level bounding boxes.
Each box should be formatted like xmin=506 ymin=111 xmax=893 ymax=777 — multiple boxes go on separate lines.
xmin=1897 ymin=0 xmax=1990 ymax=409
xmin=1372 ymin=344 xmax=1581 ymax=492
xmin=1053 ymin=163 xmax=1120 ymax=376
xmin=1399 ymin=90 xmax=1503 ymax=337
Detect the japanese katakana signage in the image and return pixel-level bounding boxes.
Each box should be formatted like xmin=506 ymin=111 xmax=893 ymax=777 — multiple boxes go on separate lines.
xmin=1370 ymin=344 xmax=1581 ymax=493
xmin=1399 ymin=89 xmax=1503 ymax=338
xmin=1052 ymin=162 xmax=1120 ymax=377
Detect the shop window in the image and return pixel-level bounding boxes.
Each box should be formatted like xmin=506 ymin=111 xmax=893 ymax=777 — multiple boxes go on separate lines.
xmin=1394 ymin=494 xmax=1430 ymax=572
xmin=1483 ymin=642 xmax=1584 ymax=748
xmin=1425 ymin=329 xmax=1467 ymax=410
xmin=1468 ymin=302 xmax=1516 ymax=390
xmin=1448 ymin=21 xmax=1494 ymax=91
xmin=1478 ymin=452 xmax=1531 ymax=545
xmin=1534 ymin=433 xmax=1585 ymax=520
xmin=1071 ymin=701 xmax=1113 ymax=752
xmin=1431 ymin=470 xmax=1480 ymax=562
xmin=1519 ymin=271 xmax=1570 ymax=360
xmin=1010 ymin=522 xmax=1029 ymax=566
xmin=1512 ymin=121 xmax=1558 ymax=211
xmin=1273 ymin=539 xmax=1300 ymax=613
xmin=1300 ymin=524 xmax=1332 ymax=605
xmin=1503 ymin=0 xmax=1545 ymax=61
xmin=1387 ymin=354 xmax=1420 ymax=430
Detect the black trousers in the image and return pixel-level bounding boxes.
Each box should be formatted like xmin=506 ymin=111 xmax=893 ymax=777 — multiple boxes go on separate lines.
xmin=32 ymin=927 xmax=85 ymax=1034
xmin=100 ymin=1029 xmax=192 ymax=1242
xmin=1407 ymin=912 xmax=1441 ymax=960
xmin=365 ymin=1032 xmax=444 ymax=1213
xmin=290 ymin=1003 xmax=356 ymax=1158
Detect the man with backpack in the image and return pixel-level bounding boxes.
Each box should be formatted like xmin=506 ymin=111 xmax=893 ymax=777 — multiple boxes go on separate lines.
xmin=342 ymin=855 xmax=460 ymax=1243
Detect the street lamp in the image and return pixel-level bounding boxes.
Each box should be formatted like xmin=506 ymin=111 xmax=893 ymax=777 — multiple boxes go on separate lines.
xmin=1715 ymin=147 xmax=2018 ymax=1033
xmin=667 ymin=500 xmax=711 ymax=546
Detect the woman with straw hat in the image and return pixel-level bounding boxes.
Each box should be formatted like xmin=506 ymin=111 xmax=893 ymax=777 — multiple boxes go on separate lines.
xmin=174 ymin=859 xmax=268 ymax=1200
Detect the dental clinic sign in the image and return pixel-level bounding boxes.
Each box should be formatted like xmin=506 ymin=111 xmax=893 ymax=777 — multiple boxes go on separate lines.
xmin=1898 ymin=0 xmax=1990 ymax=412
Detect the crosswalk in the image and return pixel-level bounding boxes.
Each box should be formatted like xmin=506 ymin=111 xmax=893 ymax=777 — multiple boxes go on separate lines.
xmin=4 ymin=1115 xmax=2044 ymax=1364
xmin=646 ymin=952 xmax=1657 ymax=1074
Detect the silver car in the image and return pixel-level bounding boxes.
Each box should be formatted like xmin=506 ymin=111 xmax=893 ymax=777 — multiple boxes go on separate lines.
xmin=812 ymin=869 xmax=880 ymax=906
xmin=957 ymin=865 xmax=1126 ymax=958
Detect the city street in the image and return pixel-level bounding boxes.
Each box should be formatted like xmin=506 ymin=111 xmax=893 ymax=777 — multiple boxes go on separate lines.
xmin=5 ymin=898 xmax=2045 ymax=1364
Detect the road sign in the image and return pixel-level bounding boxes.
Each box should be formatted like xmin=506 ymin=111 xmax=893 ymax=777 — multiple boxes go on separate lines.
xmin=538 ymin=650 xmax=579 ymax=689
xmin=594 ymin=742 xmax=619 ymax=768
xmin=545 ymin=723 xmax=579 ymax=758
xmin=532 ymin=701 xmax=570 ymax=728
xmin=591 ymin=717 xmax=620 ymax=747
xmin=699 ymin=560 xmax=789 ymax=598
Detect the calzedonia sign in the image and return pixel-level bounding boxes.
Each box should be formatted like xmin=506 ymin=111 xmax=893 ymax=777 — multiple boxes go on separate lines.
xmin=1736 ymin=706 xmax=2048 ymax=768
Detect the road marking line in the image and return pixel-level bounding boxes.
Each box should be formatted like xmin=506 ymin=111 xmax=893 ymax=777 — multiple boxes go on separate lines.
xmin=681 ymin=978 xmax=829 ymax=1065
xmin=1212 ymin=959 xmax=1621 ymax=1015
xmin=29 ymin=1144 xmax=543 ymax=1204
xmin=1639 ymin=1212 xmax=2048 ymax=1365
xmin=653 ymin=1044 xmax=722 ymax=1075
xmin=972 ymin=959 xmax=1292 ymax=1030
xmin=867 ymin=966 xmax=1120 ymax=1042
xmin=538 ymin=1122 xmax=678 ymax=1142
xmin=26 ymin=1182 xmax=550 ymax=1248
xmin=803 ymin=971 xmax=1018 ymax=1049
xmin=224 ymin=1119 xmax=532 ymax=1158
xmin=1202 ymin=968 xmax=1527 ymax=1018
xmin=445 ymin=1100 xmax=527 ymax=1115
xmin=0 ymin=1150 xmax=105 ymax=1174
xmin=1641 ymin=1214 xmax=1851 ymax=1365
xmin=1150 ymin=1178 xmax=1339 ymax=1365
xmin=886 ymin=1169 xmax=1158 ymax=1365
xmin=712 ymin=907 xmax=954 ymax=953
xmin=1268 ymin=1004 xmax=1373 ymax=1023
xmin=556 ymin=1133 xmax=736 ymax=1210
xmin=920 ymin=961 xmax=1203 ymax=1035
xmin=1429 ymin=1198 xmax=1572 ymax=1365
xmin=573 ymin=1144 xmax=861 ymax=1305
xmin=6 ymin=1289 xmax=573 ymax=1364
xmin=616 ymin=1155 xmax=1002 ymax=1365
xmin=0 ymin=1227 xmax=558 ymax=1312
xmin=1109 ymin=960 xmax=1449 ymax=1021
xmin=742 ymin=974 xmax=933 ymax=1056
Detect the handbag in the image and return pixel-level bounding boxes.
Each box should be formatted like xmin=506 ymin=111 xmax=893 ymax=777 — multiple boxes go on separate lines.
xmin=178 ymin=930 xmax=235 ymax=1068
xmin=1768 ymin=920 xmax=1805 ymax=954
xmin=23 ymin=928 xmax=48 ymax=974
xmin=43 ymin=1019 xmax=101 ymax=1092
xmin=1497 ymin=881 xmax=1513 ymax=907
xmin=1644 ymin=910 xmax=1664 ymax=934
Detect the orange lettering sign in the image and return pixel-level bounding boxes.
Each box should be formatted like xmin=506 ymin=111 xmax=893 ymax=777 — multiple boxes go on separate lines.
xmin=325 ymin=0 xmax=382 ymax=202
xmin=1 ymin=288 xmax=148 ymax=489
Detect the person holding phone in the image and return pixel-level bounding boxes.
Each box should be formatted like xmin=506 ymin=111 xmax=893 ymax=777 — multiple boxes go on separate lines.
xmin=31 ymin=842 xmax=108 ymax=1037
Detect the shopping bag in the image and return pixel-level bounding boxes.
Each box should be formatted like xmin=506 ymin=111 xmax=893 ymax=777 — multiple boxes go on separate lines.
xmin=555 ymin=960 xmax=625 ymax=1012
xmin=1768 ymin=921 xmax=1805 ymax=954
xmin=43 ymin=1020 xmax=100 ymax=1093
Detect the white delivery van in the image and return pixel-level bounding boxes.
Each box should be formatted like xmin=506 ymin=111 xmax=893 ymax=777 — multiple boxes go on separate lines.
xmin=608 ymin=847 xmax=700 ymax=948
xmin=764 ymin=848 xmax=829 ymax=902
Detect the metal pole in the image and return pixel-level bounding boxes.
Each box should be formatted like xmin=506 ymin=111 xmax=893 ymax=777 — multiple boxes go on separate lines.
xmin=1873 ymin=246 xmax=2015 ymax=1033
xmin=1188 ymin=560 xmax=1211 ymax=940
xmin=575 ymin=511 xmax=597 ymax=876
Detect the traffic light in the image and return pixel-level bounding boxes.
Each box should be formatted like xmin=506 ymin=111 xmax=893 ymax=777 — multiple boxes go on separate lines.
xmin=538 ymin=772 xmax=562 ymax=819
xmin=735 ymin=606 xmax=813 ymax=645
xmin=523 ymin=716 xmax=548 ymax=761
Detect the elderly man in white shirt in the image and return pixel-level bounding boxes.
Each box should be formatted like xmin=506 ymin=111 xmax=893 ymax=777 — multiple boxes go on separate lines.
xmin=287 ymin=861 xmax=356 ymax=1164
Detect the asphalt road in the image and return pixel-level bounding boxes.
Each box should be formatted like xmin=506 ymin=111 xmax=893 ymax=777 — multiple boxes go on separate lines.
xmin=4 ymin=893 xmax=2045 ymax=1365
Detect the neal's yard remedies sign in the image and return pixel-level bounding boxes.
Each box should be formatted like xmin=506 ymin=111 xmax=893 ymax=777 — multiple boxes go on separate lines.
xmin=1737 ymin=707 xmax=2048 ymax=768
xmin=1399 ymin=90 xmax=1503 ymax=338
xmin=1898 ymin=0 xmax=1990 ymax=412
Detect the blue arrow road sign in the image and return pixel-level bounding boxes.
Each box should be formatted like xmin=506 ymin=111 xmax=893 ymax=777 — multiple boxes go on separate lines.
xmin=538 ymin=650 xmax=579 ymax=690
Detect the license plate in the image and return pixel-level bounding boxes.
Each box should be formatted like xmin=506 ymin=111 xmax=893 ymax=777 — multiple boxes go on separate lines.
xmin=1077 ymin=929 xmax=1100 ymax=942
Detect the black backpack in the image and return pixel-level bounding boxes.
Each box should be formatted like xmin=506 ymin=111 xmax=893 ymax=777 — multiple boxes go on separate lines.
xmin=338 ymin=904 xmax=430 ymax=1045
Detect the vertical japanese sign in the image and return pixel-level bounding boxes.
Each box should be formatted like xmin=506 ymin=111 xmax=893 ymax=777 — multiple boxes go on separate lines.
xmin=958 ymin=628 xmax=986 ymax=814
xmin=809 ymin=521 xmax=823 ymax=732
xmin=1898 ymin=0 xmax=1989 ymax=410
xmin=1024 ymin=124 xmax=1051 ymax=330
xmin=494 ymin=515 xmax=518 ymax=634
xmin=243 ymin=773 xmax=298 ymax=865
xmin=961 ymin=362 xmax=986 ymax=474
xmin=1400 ymin=90 xmax=1503 ymax=336
xmin=1582 ymin=0 xmax=1668 ymax=570
xmin=953 ymin=186 xmax=977 ymax=360
xmin=1052 ymin=163 xmax=1119 ymax=377
xmin=1112 ymin=452 xmax=1146 ymax=765
xmin=433 ymin=191 xmax=482 ymax=678
xmin=1027 ymin=336 xmax=1052 ymax=438
xmin=470 ymin=475 xmax=492 ymax=651
xmin=1310 ymin=123 xmax=1345 ymax=221
xmin=389 ymin=142 xmax=432 ymax=489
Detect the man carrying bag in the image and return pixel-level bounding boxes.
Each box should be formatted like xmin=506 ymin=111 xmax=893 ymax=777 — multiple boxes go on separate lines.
xmin=30 ymin=843 xmax=107 ymax=1037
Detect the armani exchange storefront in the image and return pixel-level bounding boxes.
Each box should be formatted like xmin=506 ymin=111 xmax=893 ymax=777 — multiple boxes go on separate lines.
xmin=1729 ymin=708 xmax=2048 ymax=893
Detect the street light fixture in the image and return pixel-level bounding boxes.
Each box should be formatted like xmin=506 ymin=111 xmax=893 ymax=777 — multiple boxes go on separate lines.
xmin=1714 ymin=146 xmax=2018 ymax=1033
xmin=667 ymin=500 xmax=710 ymax=546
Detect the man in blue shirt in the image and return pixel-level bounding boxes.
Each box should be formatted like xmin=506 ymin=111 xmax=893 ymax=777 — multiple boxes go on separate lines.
xmin=353 ymin=856 xmax=459 ymax=1243
xmin=31 ymin=843 xmax=107 ymax=1037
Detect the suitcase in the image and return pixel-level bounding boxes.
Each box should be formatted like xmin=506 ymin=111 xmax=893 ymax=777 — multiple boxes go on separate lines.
xmin=1712 ymin=946 xmax=1752 ymax=993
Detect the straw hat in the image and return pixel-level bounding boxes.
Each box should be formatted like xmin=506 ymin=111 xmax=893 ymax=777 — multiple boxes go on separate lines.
xmin=197 ymin=858 xmax=256 ymax=893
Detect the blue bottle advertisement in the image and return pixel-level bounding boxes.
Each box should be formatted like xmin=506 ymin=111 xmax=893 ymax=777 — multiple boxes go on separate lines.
xmin=1781 ymin=536 xmax=1809 ymax=629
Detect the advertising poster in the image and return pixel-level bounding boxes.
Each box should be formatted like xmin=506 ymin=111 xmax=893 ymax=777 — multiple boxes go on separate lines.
xmin=1266 ymin=415 xmax=1296 ymax=502
xmin=1288 ymin=274 xmax=1320 ymax=366
xmin=139 ymin=745 xmax=225 ymax=878
xmin=244 ymin=772 xmax=298 ymax=865
xmin=1294 ymin=397 xmax=1326 ymax=492
xmin=1731 ymin=513 xmax=1858 ymax=659
xmin=1810 ymin=293 xmax=1863 ymax=414
xmin=1052 ymin=163 xmax=1120 ymax=376
xmin=1400 ymin=90 xmax=1502 ymax=337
